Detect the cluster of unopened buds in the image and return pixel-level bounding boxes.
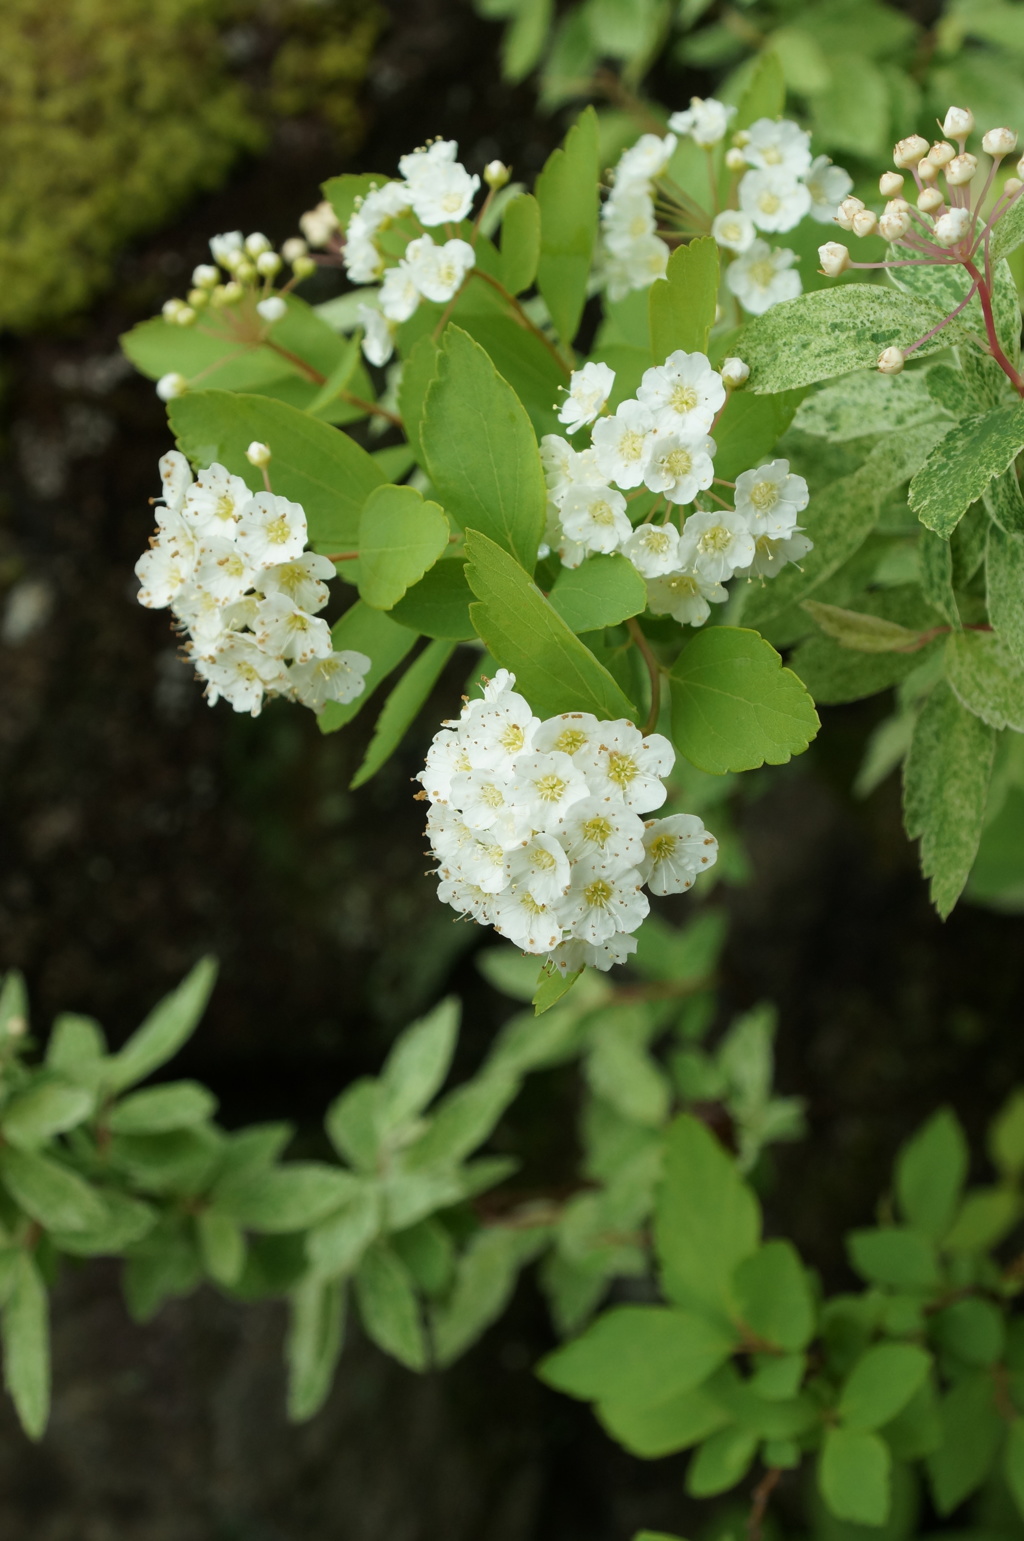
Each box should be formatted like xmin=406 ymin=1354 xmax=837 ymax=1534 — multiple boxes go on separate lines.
xmin=418 ymin=670 xmax=718 ymax=973
xmin=154 ymin=229 xmax=318 ymax=403
xmin=817 ymin=106 xmax=1024 ymax=385
xmin=135 ymin=446 xmax=370 ymax=717
xmin=602 ymin=97 xmax=851 ymax=314
xmin=541 ymin=350 xmax=812 ymax=625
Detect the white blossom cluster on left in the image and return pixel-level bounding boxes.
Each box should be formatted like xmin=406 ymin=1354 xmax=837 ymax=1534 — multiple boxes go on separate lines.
xmin=135 ymin=450 xmax=370 ymax=717
xmin=418 ymin=670 xmax=718 ymax=974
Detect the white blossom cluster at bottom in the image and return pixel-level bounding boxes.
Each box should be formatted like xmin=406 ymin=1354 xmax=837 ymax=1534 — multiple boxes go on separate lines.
xmin=417 ymin=671 xmax=718 ymax=974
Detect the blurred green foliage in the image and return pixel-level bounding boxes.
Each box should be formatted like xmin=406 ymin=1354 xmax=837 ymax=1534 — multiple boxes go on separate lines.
xmin=0 ymin=0 xmax=380 ymax=332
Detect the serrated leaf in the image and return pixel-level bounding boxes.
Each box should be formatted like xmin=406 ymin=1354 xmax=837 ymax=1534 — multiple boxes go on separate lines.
xmin=350 ymin=639 xmax=456 ymax=789
xmin=2 ymin=1254 xmax=49 ymax=1440
xmin=319 ymin=603 xmax=419 ymax=735
xmin=421 ymin=327 xmax=546 ymax=571
xmin=655 ymin=1115 xmax=760 ymax=1317
xmin=548 ymin=553 xmax=647 ymax=633
xmin=357 ymin=484 xmax=450 ymax=610
xmin=838 ymin=1343 xmax=931 ymax=1431
xmin=819 ymin=1427 xmax=891 ymax=1526
xmin=286 ymin=1274 xmax=345 ymax=1422
xmin=802 ymin=600 xmax=920 ymax=653
xmin=896 ymin=1108 xmax=968 ymax=1240
xmin=108 ymin=1081 xmax=217 ymax=1134
xmin=946 ymin=628 xmax=1024 ymax=730
xmin=902 ymin=681 xmax=995 ymax=916
xmin=909 ymin=404 xmax=1024 ymax=536
xmin=984 ymin=466 xmax=1024 ymax=534
xmin=500 ymin=193 xmax=541 ymax=294
xmin=535 ymin=107 xmax=599 ymax=346
xmin=794 ymin=368 xmax=947 ymax=443
xmin=987 ymin=525 xmax=1024 ymax=667
xmin=669 ymin=626 xmax=819 ymax=774
xmin=992 ymin=188 xmax=1024 ymax=262
xmin=649 ymin=238 xmax=719 ymax=362
xmin=402 ymin=1071 xmax=519 ymax=1170
xmin=105 ymin=958 xmax=217 ymax=1094
xmin=396 ymin=333 xmax=439 ymax=464
xmin=465 ymin=529 xmax=638 ymax=720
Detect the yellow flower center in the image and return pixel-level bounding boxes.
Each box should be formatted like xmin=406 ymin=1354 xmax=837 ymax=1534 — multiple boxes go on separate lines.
xmin=750 ymin=480 xmax=780 ymax=511
xmin=500 ymin=723 xmax=525 ymax=752
xmin=750 ymin=259 xmax=777 ymax=288
xmin=664 ymin=448 xmax=694 ymax=479
xmin=535 ymin=774 xmax=567 ymax=802
xmin=607 ymin=751 xmax=638 ymax=786
xmin=669 ymin=383 xmax=698 ymax=414
xmin=698 ymin=525 xmax=732 ymax=553
xmin=762 ymin=146 xmax=783 ymax=166
xmin=757 ymin=191 xmax=781 ymax=216
xmin=583 ymin=878 xmax=613 ymax=909
xmin=267 ymin=516 xmax=292 ymax=545
xmin=582 ymin=815 xmax=614 ymax=848
xmin=667 ymin=574 xmax=700 ymax=598
xmin=531 ymin=847 xmax=558 ymax=871
xmin=619 ymin=429 xmax=647 ymax=462
xmin=590 ymin=499 xmax=616 ymax=526
xmin=522 ymin=892 xmax=545 ymax=916
xmin=480 ymin=783 xmax=505 ymax=808
xmin=215 ymin=494 xmax=236 ymax=521
xmin=649 ymin=834 xmax=678 ymax=864
xmin=553 ymin=728 xmax=588 ymax=755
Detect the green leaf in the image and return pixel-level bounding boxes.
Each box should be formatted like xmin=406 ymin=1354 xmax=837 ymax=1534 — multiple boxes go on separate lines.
xmin=713 ymin=389 xmax=805 ymax=482
xmin=944 ymin=1186 xmax=1022 ymax=1252
xmin=319 ymin=603 xmax=419 ymax=735
xmin=322 ymin=171 xmax=391 ymax=228
xmin=846 ymin=1226 xmax=939 ymax=1289
xmin=669 ymin=626 xmax=819 ymax=775
xmin=934 ymin=1298 xmax=1005 ymax=1368
xmin=602 ymin=1383 xmax=731 ymax=1458
xmin=918 ymin=527 xmax=958 ymax=629
xmin=306 ymin=1189 xmax=380 ymax=1277
xmin=686 ymin=1425 xmax=758 ymax=1498
xmin=532 ymin=963 xmax=583 ymax=1016
xmin=286 ymin=1274 xmax=345 ymax=1422
xmin=108 ymin=1128 xmax=222 ymax=1197
xmin=354 ymin=1243 xmax=427 ymax=1371
xmin=548 ymin=553 xmax=647 ymax=633
xmin=45 ymin=1014 xmax=106 ymax=1088
xmin=169 ymin=392 xmax=386 ymax=551
xmin=990 ymin=1089 xmax=1024 ymax=1179
xmin=1006 ymin=1417 xmax=1024 ymax=1520
xmin=381 ymin=997 xmax=459 ymax=1128
xmin=211 ymin=1163 xmax=359 ymax=1233
xmin=794 ymin=367 xmax=947 ymax=443
xmin=108 ymin=1080 xmax=217 ymax=1134
xmin=500 ymin=193 xmax=542 ymax=294
xmin=802 ymin=600 xmax=920 ymax=653
xmin=987 ymin=525 xmax=1024 ymax=666
xmin=649 ymin=238 xmax=719 ymax=363
xmin=357 ymin=483 xmax=450 ymax=610
xmin=732 ymin=1241 xmax=814 ymax=1351
xmin=51 ymin=1188 xmax=156 ymax=1258
xmin=432 ymin=1226 xmax=546 ymax=1365
xmin=984 ymin=467 xmax=1024 ymax=535
xmin=819 ymin=1427 xmax=891 ymax=1526
xmin=947 ymin=627 xmax=1024 ymax=731
xmin=534 ymin=106 xmax=599 ymax=345
xmin=992 ymin=189 xmax=1024 ymax=262
xmin=421 ymin=327 xmax=546 ymax=570
xmin=121 ymin=316 xmax=297 ymax=394
xmin=902 ymin=681 xmax=996 ymax=917
xmin=402 ymin=1071 xmax=519 ymax=1169
xmin=895 ymin=1107 xmax=968 ymax=1241
xmin=838 ymin=1343 xmax=931 ymax=1431
xmin=502 ymin=0 xmax=553 ymax=80
xmin=391 ymin=557 xmax=475 ymax=640
xmin=307 ymin=332 xmax=361 ymax=416
xmin=655 ymin=1115 xmax=761 ymax=1317
xmin=927 ymin=1371 xmax=1002 ymax=1514
xmin=742 ymin=286 xmax=968 ymax=394
xmin=1 ymin=1079 xmax=95 ymax=1148
xmin=538 ymin=1304 xmax=737 ymax=1409
xmin=350 ymin=639 xmax=456 ymax=789
xmin=105 ymin=957 xmax=217 ymax=1094
xmin=325 ymin=1079 xmax=383 ymax=1171
xmin=397 ymin=333 xmax=439 ymax=464
xmin=909 ymin=405 xmax=1024 ymax=537
xmin=2 ymin=1254 xmax=49 ymax=1440
xmin=587 ymin=1022 xmax=671 ymax=1128
xmin=465 ymin=529 xmax=638 ymax=720
xmin=0 ymin=1147 xmax=108 ymax=1233
xmin=733 ymin=47 xmax=785 ymax=128
xmin=196 ymin=1209 xmax=245 ymax=1288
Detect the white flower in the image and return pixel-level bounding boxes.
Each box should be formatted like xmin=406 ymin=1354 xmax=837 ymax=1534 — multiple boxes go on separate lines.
xmin=400 ymin=141 xmax=480 ymax=225
xmin=557 ymin=797 xmax=647 ymax=871
xmin=405 ymin=234 xmax=476 ymax=303
xmin=509 ymin=834 xmax=572 ymax=906
xmin=557 ymin=362 xmax=616 ymax=434
xmin=289 ymin=650 xmax=371 ymax=711
xmin=156 ymin=372 xmax=188 ymax=402
xmin=183 ymin=464 xmax=252 ymax=538
xmin=448 ymin=769 xmax=520 ymax=834
xmin=669 ymin=97 xmax=735 ymax=149
xmin=602 ymin=234 xmax=670 ymax=300
xmin=157 ymin=451 xmax=192 ymax=513
xmin=734 ymin=459 xmax=809 ymax=539
xmin=255 ymin=594 xmax=333 ymax=663
xmin=646 ymin=569 xmax=726 ymax=627
xmin=558 ymin=857 xmax=649 ymax=946
xmin=299 ymin=202 xmax=341 ymax=249
xmin=739 ymin=170 xmax=811 ymax=233
xmin=636 ymin=350 xmax=725 ymax=437
xmin=804 ymin=156 xmax=853 ymax=222
xmin=614 ymin=133 xmax=677 ymax=189
xmin=419 ymin=729 xmax=471 ymax=802
xmin=491 ymin=888 xmax=564 ymax=954
xmin=379 ymin=262 xmax=421 ymax=322
xmin=711 ymin=210 xmax=756 ymax=253
xmin=507 ymin=751 xmax=591 ymax=831
xmin=591 ymin=401 xmax=656 ymax=488
xmin=643 ymin=433 xmax=716 ymax=505
xmin=580 ymin=724 xmax=674 ymax=813
xmin=602 ymin=188 xmax=657 ymax=257
xmin=559 ymin=484 xmax=632 ymax=554
xmin=210 ymin=230 xmax=244 ymax=265
xmin=532 ymin=712 xmax=602 ymax=758
xmin=194 ymin=634 xmax=287 ymax=716
xmin=256 ymin=296 xmax=287 ymax=324
xmin=726 ymin=240 xmax=801 ymax=315
xmin=359 ymin=304 xmax=395 ymax=367
xmin=454 ymin=834 xmax=513 ymax=895
xmin=640 ymin=815 xmax=718 ymax=895
xmin=458 ymin=700 xmax=538 ymax=771
xmin=193 ymin=537 xmax=257 ymax=606
xmin=743 ymin=119 xmax=812 ymax=177
xmin=257 ymin=552 xmax=336 ymax=613
xmin=135 ymin=533 xmax=196 ymax=609
xmin=624 ymin=522 xmax=681 ymax=578
xmin=236 ymin=492 xmax=308 ymax=568
xmin=173 ymin=583 xmax=230 ymax=651
xmin=678 ymin=509 xmax=755 ymax=582
xmin=736 ymin=530 xmax=813 ymax=578
xmin=549 ymin=934 xmax=638 ymax=975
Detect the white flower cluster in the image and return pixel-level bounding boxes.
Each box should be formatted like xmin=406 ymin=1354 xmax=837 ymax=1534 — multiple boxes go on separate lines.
xmin=602 ymin=101 xmax=851 ymax=315
xmin=135 ymin=451 xmax=370 ymax=718
xmin=544 ymin=352 xmax=811 ymax=626
xmin=418 ymin=671 xmax=718 ymax=973
xmin=343 ymin=140 xmax=481 ymax=367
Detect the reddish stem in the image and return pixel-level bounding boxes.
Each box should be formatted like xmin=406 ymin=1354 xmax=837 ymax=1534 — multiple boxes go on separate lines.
xmin=962 ymin=259 xmax=1024 ymax=395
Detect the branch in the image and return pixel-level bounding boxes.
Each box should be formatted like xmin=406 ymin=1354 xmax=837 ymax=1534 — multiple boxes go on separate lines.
xmin=626 ymin=616 xmax=662 ymax=736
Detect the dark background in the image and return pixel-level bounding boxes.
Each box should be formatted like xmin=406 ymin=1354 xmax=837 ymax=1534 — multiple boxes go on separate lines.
xmin=1 ymin=1 xmax=1022 ymax=1534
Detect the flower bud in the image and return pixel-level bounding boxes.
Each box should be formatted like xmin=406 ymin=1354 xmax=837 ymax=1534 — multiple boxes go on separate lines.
xmin=291 ymin=254 xmax=316 ymax=281
xmin=927 ymin=141 xmax=956 ymax=167
xmin=877 ymin=347 xmax=904 ymax=375
xmin=484 ymin=160 xmax=511 ymax=190
xmin=818 ymin=241 xmax=851 ymax=276
xmin=256 ymin=250 xmax=282 ymax=277
xmin=187 ymin=287 xmax=210 ymax=309
xmin=720 ymin=356 xmax=749 ymax=388
xmin=879 ymin=210 xmax=911 ymax=241
xmin=256 ymin=295 xmax=287 ymax=323
xmin=835 ymin=196 xmax=865 ymax=231
xmin=174 ymin=305 xmax=196 ymax=326
xmin=917 ymin=158 xmax=939 ymax=184
xmin=933 ymin=206 xmax=972 ymax=248
xmin=852 ymin=209 xmax=879 ymax=237
xmin=192 ymin=263 xmax=219 ymax=289
xmin=281 ymin=237 xmax=309 ymax=264
xmin=1005 ymin=177 xmax=1024 ymax=196
xmin=942 ymin=106 xmax=975 ymax=139
xmin=945 ymin=152 xmax=978 ymax=186
xmin=245 ymin=232 xmax=272 ymax=256
xmin=156 ymin=372 xmax=188 ymax=401
xmin=879 ymin=171 xmax=904 ymax=196
xmin=233 ymin=259 xmax=256 ymax=284
xmin=5 ymin=1015 xmax=26 ymax=1040
xmin=918 ymin=186 xmax=944 ymax=213
xmin=982 ymin=127 xmax=1018 ymax=158
xmin=725 ymin=146 xmax=747 ymax=172
xmin=732 ymin=130 xmax=750 ymax=148
xmin=219 ymin=281 xmax=244 ymax=305
xmin=299 ymin=201 xmax=340 ymax=248
xmin=894 ymin=135 xmax=929 ymax=168
xmin=246 ymin=441 xmax=272 ymax=468
xmin=161 ymin=298 xmax=185 ymax=322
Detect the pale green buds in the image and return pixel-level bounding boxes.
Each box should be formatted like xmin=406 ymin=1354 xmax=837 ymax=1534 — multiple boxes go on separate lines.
xmin=484 ymin=160 xmax=511 ymax=190
xmin=156 ymin=372 xmax=188 ymax=400
xmin=246 ymin=441 xmax=272 ymax=468
xmin=256 ymin=251 xmax=282 ymax=278
xmin=281 ymin=237 xmax=309 ymax=265
xmin=291 ymin=255 xmax=316 ymax=281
